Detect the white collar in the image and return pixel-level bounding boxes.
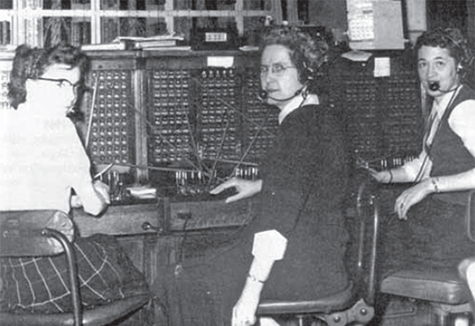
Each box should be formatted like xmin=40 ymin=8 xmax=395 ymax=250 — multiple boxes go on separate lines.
xmin=278 ymin=94 xmax=319 ymax=124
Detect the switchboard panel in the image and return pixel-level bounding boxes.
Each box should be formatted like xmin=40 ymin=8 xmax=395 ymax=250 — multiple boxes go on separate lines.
xmin=331 ymin=55 xmax=423 ymax=170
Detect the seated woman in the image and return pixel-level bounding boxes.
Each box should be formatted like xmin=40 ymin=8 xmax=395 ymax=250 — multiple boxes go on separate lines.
xmin=153 ymin=26 xmax=350 ymax=326
xmin=368 ymin=28 xmax=475 ymax=274
xmin=0 ymin=43 xmax=148 ymax=313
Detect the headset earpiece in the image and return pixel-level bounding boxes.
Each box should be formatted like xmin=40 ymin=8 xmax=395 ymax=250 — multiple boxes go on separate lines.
xmin=300 ymin=61 xmax=314 ymax=83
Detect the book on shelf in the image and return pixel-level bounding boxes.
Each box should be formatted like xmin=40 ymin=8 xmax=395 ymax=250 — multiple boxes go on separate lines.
xmin=80 ymin=34 xmax=187 ymax=51
xmin=114 ymin=34 xmax=184 ymax=49
xmin=134 ymin=39 xmax=177 ymax=49
xmin=113 ymin=35 xmax=184 ymax=43
xmin=141 ymin=45 xmax=191 ymax=51
xmin=80 ymin=41 xmax=129 ymax=51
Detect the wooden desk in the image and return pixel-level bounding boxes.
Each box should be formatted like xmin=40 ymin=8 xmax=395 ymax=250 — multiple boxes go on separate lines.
xmin=72 ymin=202 xmax=163 ymax=284
xmin=71 ymin=198 xmax=254 ymax=283
xmin=73 ymin=201 xmax=163 ymax=237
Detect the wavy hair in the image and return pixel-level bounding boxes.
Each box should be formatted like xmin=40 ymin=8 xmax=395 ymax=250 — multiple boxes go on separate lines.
xmin=415 ymin=28 xmax=473 ymax=72
xmin=8 ymin=42 xmax=89 ymax=109
xmin=259 ymin=26 xmax=329 ymax=85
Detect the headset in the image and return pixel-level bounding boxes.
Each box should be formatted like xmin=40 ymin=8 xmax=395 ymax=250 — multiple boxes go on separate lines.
xmin=259 ymin=87 xmax=306 ymax=102
xmin=258 ymin=62 xmax=313 ymax=102
xmin=428 ymin=81 xmax=460 ymax=92
xmin=424 ymin=28 xmax=474 ymax=92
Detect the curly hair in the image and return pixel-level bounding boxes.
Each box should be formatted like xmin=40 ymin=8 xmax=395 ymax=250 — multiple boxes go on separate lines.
xmin=415 ymin=28 xmax=473 ymax=71
xmin=8 ymin=42 xmax=89 ymax=109
xmin=259 ymin=26 xmax=329 ymax=84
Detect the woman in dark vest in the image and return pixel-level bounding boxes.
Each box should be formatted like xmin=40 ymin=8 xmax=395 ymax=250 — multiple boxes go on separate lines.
xmin=368 ymin=28 xmax=475 ymax=273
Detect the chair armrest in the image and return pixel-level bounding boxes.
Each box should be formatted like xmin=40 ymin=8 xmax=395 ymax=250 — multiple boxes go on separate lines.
xmin=467 ymin=190 xmax=475 ymax=242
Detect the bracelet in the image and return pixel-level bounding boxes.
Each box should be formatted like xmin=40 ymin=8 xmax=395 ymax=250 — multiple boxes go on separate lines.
xmin=248 ymin=274 xmax=265 ymax=283
xmin=431 ymin=177 xmax=440 ymax=193
xmin=388 ymin=170 xmax=393 ymax=184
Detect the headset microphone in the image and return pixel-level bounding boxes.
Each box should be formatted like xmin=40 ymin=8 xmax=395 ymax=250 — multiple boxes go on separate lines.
xmin=429 ymin=82 xmax=440 ymax=91
xmin=428 ymin=82 xmax=460 ymax=93
xmin=258 ymin=88 xmax=304 ymax=102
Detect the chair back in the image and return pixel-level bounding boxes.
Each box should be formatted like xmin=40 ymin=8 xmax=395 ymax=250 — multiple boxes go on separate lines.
xmin=256 ymin=172 xmax=381 ymax=326
xmin=353 ymin=173 xmax=381 ymax=307
xmin=0 ymin=210 xmax=82 ymax=326
xmin=0 ymin=210 xmax=74 ymax=257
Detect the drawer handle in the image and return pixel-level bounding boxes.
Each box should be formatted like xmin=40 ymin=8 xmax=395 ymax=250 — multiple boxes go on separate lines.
xmin=142 ymin=222 xmax=161 ymax=233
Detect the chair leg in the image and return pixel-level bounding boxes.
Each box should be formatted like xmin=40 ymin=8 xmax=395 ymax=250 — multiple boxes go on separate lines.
xmin=454 ymin=315 xmax=471 ymax=326
xmin=43 ymin=229 xmax=82 ymax=326
xmin=432 ymin=303 xmax=474 ymax=326
xmin=436 ymin=312 xmax=449 ymax=326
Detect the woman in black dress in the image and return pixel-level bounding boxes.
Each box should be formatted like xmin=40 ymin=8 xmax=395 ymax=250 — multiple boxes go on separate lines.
xmin=153 ymin=26 xmax=350 ymax=326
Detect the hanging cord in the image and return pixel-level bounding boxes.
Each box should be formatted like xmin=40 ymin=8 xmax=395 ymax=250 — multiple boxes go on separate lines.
xmin=177 ymin=217 xmax=191 ymax=264
xmin=85 ymin=75 xmax=98 ymax=150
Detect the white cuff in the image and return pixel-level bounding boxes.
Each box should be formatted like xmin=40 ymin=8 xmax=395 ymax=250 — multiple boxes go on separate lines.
xmin=252 ymin=230 xmax=288 ymax=261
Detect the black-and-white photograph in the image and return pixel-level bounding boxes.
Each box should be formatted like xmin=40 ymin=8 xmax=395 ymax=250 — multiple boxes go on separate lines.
xmin=0 ymin=1 xmax=474 ymax=325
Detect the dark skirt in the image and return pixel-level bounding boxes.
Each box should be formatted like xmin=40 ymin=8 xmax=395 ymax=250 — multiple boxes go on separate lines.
xmin=153 ymin=240 xmax=250 ymax=326
xmin=152 ymin=225 xmax=349 ymax=326
xmin=380 ymin=189 xmax=475 ymax=275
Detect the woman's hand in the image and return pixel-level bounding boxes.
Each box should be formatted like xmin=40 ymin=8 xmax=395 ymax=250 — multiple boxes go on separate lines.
xmin=366 ymin=167 xmax=391 ymax=184
xmin=93 ymin=180 xmax=111 ymax=205
xmin=231 ymin=279 xmax=262 ymax=326
xmin=70 ymin=194 xmax=83 ymax=208
xmin=210 ymin=178 xmax=262 ymax=203
xmin=394 ymin=179 xmax=433 ymax=219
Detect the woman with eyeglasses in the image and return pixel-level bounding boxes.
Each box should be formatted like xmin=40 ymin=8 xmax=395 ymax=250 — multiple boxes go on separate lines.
xmin=153 ymin=26 xmax=350 ymax=326
xmin=0 ymin=43 xmax=148 ymax=314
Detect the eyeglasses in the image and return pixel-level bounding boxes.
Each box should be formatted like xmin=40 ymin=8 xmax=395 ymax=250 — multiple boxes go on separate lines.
xmin=37 ymin=77 xmax=82 ymax=93
xmin=260 ymin=63 xmax=297 ymax=76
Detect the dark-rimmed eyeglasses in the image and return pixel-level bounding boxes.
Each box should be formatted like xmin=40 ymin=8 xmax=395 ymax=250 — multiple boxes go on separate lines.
xmin=260 ymin=63 xmax=296 ymax=76
xmin=37 ymin=77 xmax=82 ymax=93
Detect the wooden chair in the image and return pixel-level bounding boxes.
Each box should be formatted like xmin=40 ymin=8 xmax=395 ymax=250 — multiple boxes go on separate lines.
xmin=370 ymin=184 xmax=475 ymax=326
xmin=256 ymin=177 xmax=381 ymax=326
xmin=0 ymin=210 xmax=151 ymax=326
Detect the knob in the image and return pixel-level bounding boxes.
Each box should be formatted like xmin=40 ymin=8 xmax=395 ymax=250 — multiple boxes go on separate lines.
xmin=142 ymin=222 xmax=161 ymax=233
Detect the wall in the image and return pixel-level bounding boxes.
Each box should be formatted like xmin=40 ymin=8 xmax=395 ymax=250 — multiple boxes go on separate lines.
xmin=307 ymin=0 xmax=348 ymax=31
xmin=307 ymin=0 xmax=475 ymax=50
xmin=466 ymin=0 xmax=475 ymax=48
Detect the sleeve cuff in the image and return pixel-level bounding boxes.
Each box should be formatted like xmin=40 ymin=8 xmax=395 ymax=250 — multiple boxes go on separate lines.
xmin=252 ymin=229 xmax=288 ymax=261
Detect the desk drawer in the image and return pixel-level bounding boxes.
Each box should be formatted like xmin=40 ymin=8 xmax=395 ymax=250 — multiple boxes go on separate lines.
xmin=166 ymin=198 xmax=255 ymax=231
xmin=73 ymin=203 xmax=163 ymax=237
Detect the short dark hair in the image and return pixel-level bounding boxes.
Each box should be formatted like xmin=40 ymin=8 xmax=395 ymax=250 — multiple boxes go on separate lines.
xmin=260 ymin=26 xmax=329 ymax=84
xmin=415 ymin=28 xmax=472 ymax=70
xmin=8 ymin=42 xmax=89 ymax=109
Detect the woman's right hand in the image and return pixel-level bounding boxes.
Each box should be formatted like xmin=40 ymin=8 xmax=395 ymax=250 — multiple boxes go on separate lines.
xmin=366 ymin=167 xmax=391 ymax=184
xmin=93 ymin=180 xmax=111 ymax=205
xmin=210 ymin=177 xmax=262 ymax=203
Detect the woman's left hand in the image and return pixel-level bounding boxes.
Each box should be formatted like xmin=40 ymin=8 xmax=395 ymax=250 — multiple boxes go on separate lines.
xmin=394 ymin=179 xmax=433 ymax=220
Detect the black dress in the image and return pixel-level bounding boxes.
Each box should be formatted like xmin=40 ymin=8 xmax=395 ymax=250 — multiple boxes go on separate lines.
xmin=153 ymin=103 xmax=350 ymax=326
